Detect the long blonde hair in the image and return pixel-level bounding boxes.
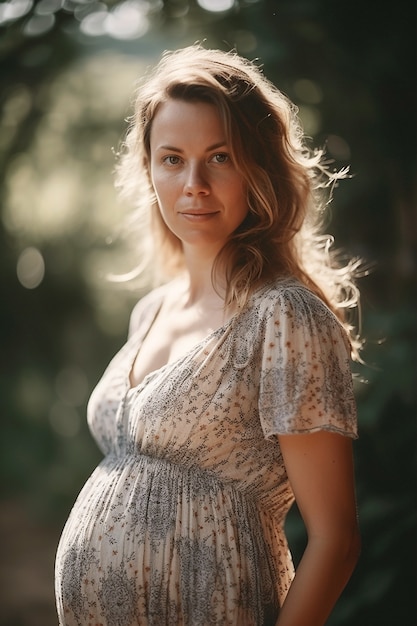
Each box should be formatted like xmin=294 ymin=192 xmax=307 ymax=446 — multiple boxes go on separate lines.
xmin=115 ymin=44 xmax=362 ymax=355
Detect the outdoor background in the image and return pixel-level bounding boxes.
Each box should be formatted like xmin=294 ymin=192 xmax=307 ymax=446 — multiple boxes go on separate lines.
xmin=0 ymin=0 xmax=415 ymax=624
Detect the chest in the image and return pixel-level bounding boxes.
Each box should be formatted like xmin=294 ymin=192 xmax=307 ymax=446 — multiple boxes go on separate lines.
xmin=129 ymin=306 xmax=227 ymax=388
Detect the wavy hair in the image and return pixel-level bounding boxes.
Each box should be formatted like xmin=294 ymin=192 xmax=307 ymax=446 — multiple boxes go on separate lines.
xmin=115 ymin=44 xmax=362 ymax=356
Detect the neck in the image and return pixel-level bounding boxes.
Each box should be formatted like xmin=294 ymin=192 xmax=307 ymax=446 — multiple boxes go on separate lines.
xmin=178 ymin=245 xmax=226 ymax=307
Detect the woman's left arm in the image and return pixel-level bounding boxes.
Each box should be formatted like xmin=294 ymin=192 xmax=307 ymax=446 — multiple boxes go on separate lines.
xmin=276 ymin=430 xmax=361 ymax=626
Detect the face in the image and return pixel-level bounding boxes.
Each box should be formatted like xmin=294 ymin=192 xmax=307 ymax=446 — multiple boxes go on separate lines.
xmin=149 ymin=98 xmax=249 ymax=257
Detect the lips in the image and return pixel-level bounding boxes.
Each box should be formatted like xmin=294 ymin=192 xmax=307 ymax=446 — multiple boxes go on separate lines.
xmin=180 ymin=208 xmax=219 ymax=216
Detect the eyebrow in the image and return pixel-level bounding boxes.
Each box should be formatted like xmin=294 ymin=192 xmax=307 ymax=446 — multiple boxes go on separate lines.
xmin=156 ymin=141 xmax=228 ymax=152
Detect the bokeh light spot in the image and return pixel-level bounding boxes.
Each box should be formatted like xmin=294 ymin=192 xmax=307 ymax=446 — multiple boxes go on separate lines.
xmin=35 ymin=0 xmax=63 ymax=15
xmin=0 ymin=0 xmax=33 ymax=25
xmin=298 ymin=105 xmax=321 ymax=136
xmin=49 ymin=403 xmax=81 ymax=437
xmin=16 ymin=246 xmax=45 ymax=289
xmin=293 ymin=78 xmax=323 ymax=105
xmin=197 ymin=0 xmax=234 ymax=13
xmin=231 ymin=29 xmax=257 ymax=53
xmin=79 ymin=8 xmax=108 ymax=36
xmin=23 ymin=12 xmax=55 ymax=36
xmin=326 ymin=134 xmax=351 ymax=161
xmin=106 ymin=1 xmax=150 ymax=40
xmin=79 ymin=1 xmax=149 ymax=39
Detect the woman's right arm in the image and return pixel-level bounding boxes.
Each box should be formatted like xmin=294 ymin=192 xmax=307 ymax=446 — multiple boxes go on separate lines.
xmin=275 ymin=430 xmax=360 ymax=626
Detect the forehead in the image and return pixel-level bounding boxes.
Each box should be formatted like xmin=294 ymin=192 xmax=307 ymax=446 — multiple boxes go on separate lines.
xmin=150 ymin=98 xmax=227 ymax=145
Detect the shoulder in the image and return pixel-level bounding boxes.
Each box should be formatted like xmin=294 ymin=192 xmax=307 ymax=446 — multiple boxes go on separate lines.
xmin=250 ymin=277 xmax=350 ymax=350
xmin=252 ymin=277 xmax=331 ymax=317
xmin=127 ymin=282 xmax=171 ymax=338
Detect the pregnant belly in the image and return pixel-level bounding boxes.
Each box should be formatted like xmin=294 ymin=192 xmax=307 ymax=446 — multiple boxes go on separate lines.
xmin=55 ymin=454 xmax=279 ymax=626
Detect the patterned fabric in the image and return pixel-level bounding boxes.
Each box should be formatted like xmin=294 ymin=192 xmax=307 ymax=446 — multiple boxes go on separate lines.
xmin=55 ymin=278 xmax=357 ymax=626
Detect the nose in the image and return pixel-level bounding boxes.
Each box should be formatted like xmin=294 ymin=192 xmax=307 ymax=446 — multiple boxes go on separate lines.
xmin=183 ymin=162 xmax=210 ymax=196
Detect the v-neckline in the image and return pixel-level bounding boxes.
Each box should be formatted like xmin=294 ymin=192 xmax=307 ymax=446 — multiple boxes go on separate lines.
xmin=125 ymin=278 xmax=278 ymax=394
xmin=126 ymin=294 xmax=235 ymax=393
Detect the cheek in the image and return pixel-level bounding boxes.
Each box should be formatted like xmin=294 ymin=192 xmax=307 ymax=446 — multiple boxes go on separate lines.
xmin=232 ymin=178 xmax=249 ymax=209
xmin=151 ymin=178 xmax=179 ymax=222
xmin=150 ymin=170 xmax=170 ymax=204
xmin=151 ymin=167 xmax=179 ymax=195
xmin=149 ymin=163 xmax=160 ymax=190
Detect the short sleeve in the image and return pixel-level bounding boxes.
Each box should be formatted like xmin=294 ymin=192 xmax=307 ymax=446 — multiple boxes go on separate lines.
xmin=258 ymin=285 xmax=358 ymax=439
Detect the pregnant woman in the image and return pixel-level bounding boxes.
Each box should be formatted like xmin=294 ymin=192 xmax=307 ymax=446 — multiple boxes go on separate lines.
xmin=55 ymin=44 xmax=361 ymax=626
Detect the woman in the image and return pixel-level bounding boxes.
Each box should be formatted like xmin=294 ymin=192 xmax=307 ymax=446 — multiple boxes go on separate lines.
xmin=55 ymin=45 xmax=361 ymax=626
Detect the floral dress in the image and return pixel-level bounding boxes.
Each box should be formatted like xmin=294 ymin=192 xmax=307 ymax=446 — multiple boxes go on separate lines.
xmin=55 ymin=278 xmax=357 ymax=626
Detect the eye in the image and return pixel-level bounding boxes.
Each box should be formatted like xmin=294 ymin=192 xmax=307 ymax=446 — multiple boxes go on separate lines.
xmin=162 ymin=155 xmax=181 ymax=166
xmin=211 ymin=153 xmax=229 ymax=164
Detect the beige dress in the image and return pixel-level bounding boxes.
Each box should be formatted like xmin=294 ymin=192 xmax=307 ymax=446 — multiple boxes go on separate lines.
xmin=55 ymin=278 xmax=357 ymax=626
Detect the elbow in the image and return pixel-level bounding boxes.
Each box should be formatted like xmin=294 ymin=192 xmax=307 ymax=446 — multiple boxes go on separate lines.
xmin=337 ymin=524 xmax=361 ymax=575
xmin=312 ymin=523 xmax=361 ymax=573
xmin=349 ymin=526 xmax=361 ymax=569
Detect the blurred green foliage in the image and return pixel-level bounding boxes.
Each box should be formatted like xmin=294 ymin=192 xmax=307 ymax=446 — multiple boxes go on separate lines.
xmin=0 ymin=1 xmax=415 ymax=624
